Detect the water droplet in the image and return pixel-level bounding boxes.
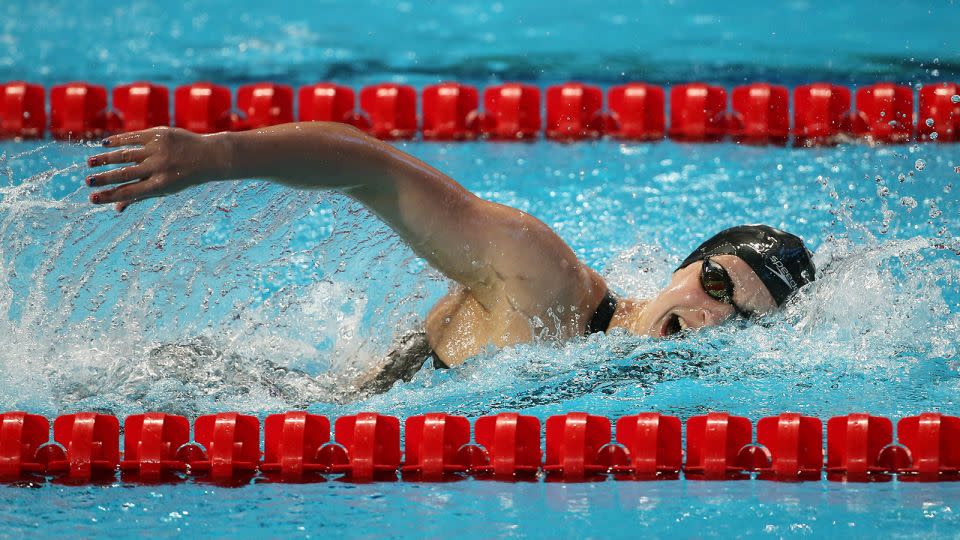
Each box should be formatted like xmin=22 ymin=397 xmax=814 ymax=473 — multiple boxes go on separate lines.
xmin=915 ymin=159 xmax=926 ymax=171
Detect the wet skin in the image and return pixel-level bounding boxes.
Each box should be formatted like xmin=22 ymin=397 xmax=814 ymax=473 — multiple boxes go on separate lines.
xmin=86 ymin=123 xmax=778 ymax=367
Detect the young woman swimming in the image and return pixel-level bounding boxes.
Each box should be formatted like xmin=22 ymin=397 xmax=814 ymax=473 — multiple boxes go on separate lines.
xmin=85 ymin=122 xmax=815 ymax=384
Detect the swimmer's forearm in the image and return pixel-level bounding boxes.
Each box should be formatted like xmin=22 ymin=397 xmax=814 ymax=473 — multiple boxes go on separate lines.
xmin=211 ymin=122 xmax=395 ymax=192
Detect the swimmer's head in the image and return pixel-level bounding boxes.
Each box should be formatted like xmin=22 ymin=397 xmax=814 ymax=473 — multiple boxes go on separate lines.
xmin=621 ymin=224 xmax=815 ymax=337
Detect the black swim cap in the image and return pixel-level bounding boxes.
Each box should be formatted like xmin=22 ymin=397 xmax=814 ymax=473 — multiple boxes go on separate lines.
xmin=677 ymin=224 xmax=816 ymax=306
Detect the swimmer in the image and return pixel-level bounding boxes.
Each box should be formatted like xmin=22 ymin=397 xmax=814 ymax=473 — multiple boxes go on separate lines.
xmin=85 ymin=123 xmax=815 ymax=393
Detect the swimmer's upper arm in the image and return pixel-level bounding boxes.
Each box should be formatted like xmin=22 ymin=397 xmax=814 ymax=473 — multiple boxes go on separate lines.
xmin=345 ymin=142 xmax=594 ymax=312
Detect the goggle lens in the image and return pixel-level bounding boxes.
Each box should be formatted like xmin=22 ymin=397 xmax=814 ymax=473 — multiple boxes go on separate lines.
xmin=700 ymin=258 xmax=734 ymax=304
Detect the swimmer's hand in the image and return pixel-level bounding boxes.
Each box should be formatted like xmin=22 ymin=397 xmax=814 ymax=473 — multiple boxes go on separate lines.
xmin=86 ymin=127 xmax=230 ymax=212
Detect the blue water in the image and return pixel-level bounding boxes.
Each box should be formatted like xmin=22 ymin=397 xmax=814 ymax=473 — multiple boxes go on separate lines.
xmin=3 ymin=0 xmax=960 ymax=538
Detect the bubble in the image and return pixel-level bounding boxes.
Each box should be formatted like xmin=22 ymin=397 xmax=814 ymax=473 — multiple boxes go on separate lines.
xmin=930 ymin=132 xmax=939 ymax=140
xmin=953 ymin=94 xmax=960 ymax=104
xmin=899 ymin=196 xmax=917 ymax=210
xmin=926 ymin=118 xmax=935 ymax=127
xmin=915 ymin=159 xmax=926 ymax=171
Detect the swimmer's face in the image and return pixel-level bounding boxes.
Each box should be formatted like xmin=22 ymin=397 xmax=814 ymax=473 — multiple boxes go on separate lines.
xmin=627 ymin=255 xmax=778 ymax=338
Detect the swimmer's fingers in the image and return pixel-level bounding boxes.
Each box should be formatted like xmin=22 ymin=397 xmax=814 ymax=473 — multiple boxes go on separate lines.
xmin=114 ymin=194 xmax=159 ymax=213
xmin=87 ymin=147 xmax=149 ymax=168
xmin=101 ymin=130 xmax=153 ymax=148
xmin=90 ymin=175 xmax=168 ymax=209
xmin=114 ymin=200 xmax=139 ymax=213
xmin=85 ymin=162 xmax=151 ymax=187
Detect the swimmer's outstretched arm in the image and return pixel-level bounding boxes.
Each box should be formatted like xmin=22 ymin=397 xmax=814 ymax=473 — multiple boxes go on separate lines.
xmin=86 ymin=123 xmax=604 ymax=313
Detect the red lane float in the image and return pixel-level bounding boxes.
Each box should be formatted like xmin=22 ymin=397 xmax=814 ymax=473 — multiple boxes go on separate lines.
xmin=0 ymin=412 xmax=49 ymax=481
xmin=422 ymin=82 xmax=479 ymax=141
xmin=919 ymin=83 xmax=960 ymax=142
xmin=401 ymin=413 xmax=472 ymax=481
xmin=472 ymin=413 xmax=542 ymax=480
xmin=119 ymin=413 xmax=190 ymax=482
xmin=174 ymin=82 xmax=236 ymax=134
xmin=327 ymin=412 xmax=401 ymax=481
xmin=668 ymin=83 xmax=728 ymax=142
xmin=792 ymin=83 xmax=851 ymax=146
xmin=50 ymin=82 xmax=109 ymax=140
xmin=360 ymin=83 xmax=417 ymax=140
xmin=754 ymin=413 xmax=823 ymax=481
xmin=729 ymin=83 xmax=790 ymax=145
xmin=45 ymin=413 xmax=120 ymax=482
xmin=236 ymin=83 xmax=294 ymax=130
xmin=543 ymin=412 xmax=612 ymax=481
xmin=684 ymin=412 xmax=753 ymax=480
xmin=545 ymin=82 xmax=605 ymax=140
xmin=606 ymin=83 xmax=665 ymax=141
xmin=896 ymin=413 xmax=960 ymax=482
xmin=111 ymin=82 xmax=170 ymax=133
xmin=612 ymin=413 xmax=682 ymax=479
xmin=480 ymin=83 xmax=541 ymax=140
xmin=297 ymin=83 xmax=368 ymax=129
xmin=0 ymin=82 xmax=46 ymax=139
xmin=826 ymin=413 xmax=908 ymax=482
xmin=261 ymin=411 xmax=330 ymax=482
xmin=187 ymin=413 xmax=260 ymax=483
xmin=852 ymin=83 xmax=914 ymax=143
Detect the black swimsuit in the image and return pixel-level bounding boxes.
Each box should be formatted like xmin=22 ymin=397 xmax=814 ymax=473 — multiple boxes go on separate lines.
xmin=586 ymin=290 xmax=618 ymax=335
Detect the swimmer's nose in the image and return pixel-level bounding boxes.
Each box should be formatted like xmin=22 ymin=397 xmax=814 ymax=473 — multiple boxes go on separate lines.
xmin=690 ymin=305 xmax=733 ymax=329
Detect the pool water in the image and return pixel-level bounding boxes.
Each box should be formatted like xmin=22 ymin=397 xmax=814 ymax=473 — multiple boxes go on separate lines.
xmin=3 ymin=0 xmax=960 ymax=537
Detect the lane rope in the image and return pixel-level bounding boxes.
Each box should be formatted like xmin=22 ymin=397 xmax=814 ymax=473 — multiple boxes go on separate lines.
xmin=1 ymin=81 xmax=958 ymax=145
xmin=1 ymin=410 xmax=957 ymax=484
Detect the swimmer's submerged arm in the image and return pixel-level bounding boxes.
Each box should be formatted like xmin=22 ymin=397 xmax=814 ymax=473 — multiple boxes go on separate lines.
xmin=87 ymin=123 xmax=598 ymax=311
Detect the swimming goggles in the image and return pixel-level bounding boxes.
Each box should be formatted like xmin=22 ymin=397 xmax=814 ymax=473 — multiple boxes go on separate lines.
xmin=700 ymin=257 xmax=752 ymax=319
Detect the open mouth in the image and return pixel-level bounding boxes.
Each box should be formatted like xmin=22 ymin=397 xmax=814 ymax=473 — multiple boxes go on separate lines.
xmin=660 ymin=313 xmax=685 ymax=337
